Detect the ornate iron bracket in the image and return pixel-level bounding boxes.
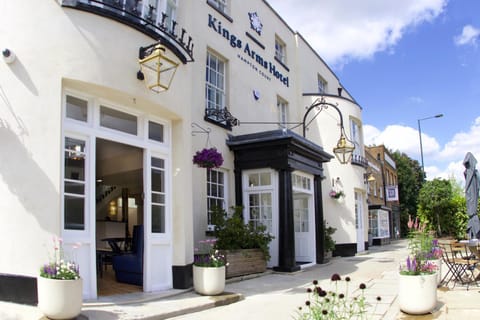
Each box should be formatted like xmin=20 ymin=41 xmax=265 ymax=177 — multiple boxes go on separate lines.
xmin=205 ymin=107 xmax=239 ymax=128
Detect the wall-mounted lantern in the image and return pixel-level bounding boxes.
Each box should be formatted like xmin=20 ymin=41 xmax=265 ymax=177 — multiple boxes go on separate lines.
xmin=364 ymin=172 xmax=376 ymax=184
xmin=302 ymin=97 xmax=355 ymax=164
xmin=137 ymin=44 xmax=179 ymax=93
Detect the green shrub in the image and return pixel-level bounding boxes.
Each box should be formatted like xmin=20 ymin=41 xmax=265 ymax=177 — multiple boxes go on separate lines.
xmin=324 ymin=220 xmax=337 ymax=253
xmin=211 ymin=206 xmax=274 ymax=261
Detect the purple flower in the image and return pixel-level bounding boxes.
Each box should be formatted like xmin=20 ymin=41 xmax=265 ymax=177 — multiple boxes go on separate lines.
xmin=192 ymin=148 xmax=223 ymax=169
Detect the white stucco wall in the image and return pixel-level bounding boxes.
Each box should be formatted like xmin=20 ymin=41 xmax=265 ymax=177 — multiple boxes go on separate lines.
xmin=0 ymin=0 xmax=368 ymax=299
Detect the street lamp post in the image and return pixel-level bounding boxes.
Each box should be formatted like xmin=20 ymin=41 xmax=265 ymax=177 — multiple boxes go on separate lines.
xmin=417 ymin=114 xmax=444 ymax=177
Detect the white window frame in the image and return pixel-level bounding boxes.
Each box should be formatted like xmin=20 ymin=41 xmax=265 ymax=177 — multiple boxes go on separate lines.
xmin=350 ymin=118 xmax=362 ymax=159
xmin=207 ymin=0 xmax=228 ymax=14
xmin=277 ymin=97 xmax=288 ymax=128
xmin=275 ymin=36 xmax=287 ymax=64
xmin=206 ymin=169 xmax=227 ymax=229
xmin=243 ymin=169 xmax=276 ymax=234
xmin=205 ymin=51 xmax=227 ymax=122
xmin=317 ymin=74 xmax=327 ymax=94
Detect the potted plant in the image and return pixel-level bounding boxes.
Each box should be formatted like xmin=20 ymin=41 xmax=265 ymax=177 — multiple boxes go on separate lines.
xmin=323 ymin=220 xmax=336 ymax=261
xmin=38 ymin=237 xmax=83 ymax=320
xmin=211 ymin=206 xmax=274 ymax=278
xmin=398 ymin=216 xmax=438 ymax=315
xmin=193 ymin=239 xmax=227 ymax=295
xmin=192 ymin=147 xmax=223 ymax=169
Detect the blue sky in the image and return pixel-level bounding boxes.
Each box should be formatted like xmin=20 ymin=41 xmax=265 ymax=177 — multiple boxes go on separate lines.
xmin=268 ymin=0 xmax=480 ymax=185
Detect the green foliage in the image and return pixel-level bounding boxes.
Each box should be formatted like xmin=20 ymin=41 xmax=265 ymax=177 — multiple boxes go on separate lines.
xmin=324 ymin=220 xmax=336 ymax=253
xmin=211 ymin=206 xmax=274 ymax=261
xmin=417 ymin=178 xmax=469 ymax=238
xmin=450 ymin=194 xmax=468 ymax=239
xmin=391 ymin=151 xmax=424 ymax=237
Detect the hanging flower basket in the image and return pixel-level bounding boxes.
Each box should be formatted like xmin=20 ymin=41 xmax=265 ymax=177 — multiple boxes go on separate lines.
xmin=329 ymin=190 xmax=345 ymax=199
xmin=192 ymin=148 xmax=224 ymax=169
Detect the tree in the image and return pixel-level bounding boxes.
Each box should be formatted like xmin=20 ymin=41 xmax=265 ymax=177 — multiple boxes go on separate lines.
xmin=391 ymin=151 xmax=424 ymax=237
xmin=417 ymin=178 xmax=468 ymax=238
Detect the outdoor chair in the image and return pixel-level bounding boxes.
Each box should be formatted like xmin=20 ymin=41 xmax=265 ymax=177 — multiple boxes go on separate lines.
xmin=439 ymin=241 xmax=479 ymax=290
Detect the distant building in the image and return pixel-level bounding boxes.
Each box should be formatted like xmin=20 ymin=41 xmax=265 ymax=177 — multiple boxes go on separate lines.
xmin=365 ymin=146 xmax=401 ymax=246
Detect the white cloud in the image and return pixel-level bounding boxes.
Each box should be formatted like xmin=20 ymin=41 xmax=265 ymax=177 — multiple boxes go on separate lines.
xmin=364 ymin=118 xmax=480 ymax=184
xmin=440 ymin=117 xmax=480 ymax=160
xmin=454 ymin=25 xmax=480 ymax=46
xmin=268 ymin=0 xmax=447 ymax=66
xmin=364 ymin=124 xmax=440 ymax=159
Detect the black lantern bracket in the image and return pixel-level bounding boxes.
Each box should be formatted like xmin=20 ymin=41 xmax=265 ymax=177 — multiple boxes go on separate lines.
xmin=303 ymin=97 xmax=355 ymax=164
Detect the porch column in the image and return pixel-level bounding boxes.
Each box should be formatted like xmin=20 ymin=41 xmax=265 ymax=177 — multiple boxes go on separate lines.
xmin=234 ymin=168 xmax=243 ymax=207
xmin=314 ymin=174 xmax=325 ymax=263
xmin=274 ymin=168 xmax=300 ymax=272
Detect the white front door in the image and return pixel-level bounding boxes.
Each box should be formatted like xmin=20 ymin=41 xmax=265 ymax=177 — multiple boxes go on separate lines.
xmin=292 ymin=172 xmax=315 ymax=264
xmin=293 ymin=194 xmax=313 ymax=263
xmin=355 ymin=191 xmax=365 ymax=252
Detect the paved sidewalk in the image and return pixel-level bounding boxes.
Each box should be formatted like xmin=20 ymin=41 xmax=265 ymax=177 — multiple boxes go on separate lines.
xmin=2 ymin=240 xmax=480 ymax=319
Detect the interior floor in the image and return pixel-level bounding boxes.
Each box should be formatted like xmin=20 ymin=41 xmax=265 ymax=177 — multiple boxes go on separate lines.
xmin=97 ymin=265 xmax=142 ymax=296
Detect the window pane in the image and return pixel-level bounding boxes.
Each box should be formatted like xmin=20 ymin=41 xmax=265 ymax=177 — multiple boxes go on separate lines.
xmin=248 ymin=174 xmax=259 ymax=187
xmin=66 ymin=95 xmax=88 ymax=122
xmin=64 ymin=138 xmax=85 ymax=181
xmin=64 ymin=154 xmax=85 ymax=181
xmin=152 ymin=193 xmax=165 ymax=204
xmin=65 ymin=195 xmax=85 ymax=230
xmin=148 ymin=121 xmax=164 ymax=143
xmin=65 ymin=181 xmax=85 ymax=194
xmin=151 ymin=168 xmax=164 ymax=193
xmin=100 ymin=106 xmax=137 ymax=135
xmin=249 ymin=194 xmax=259 ymax=206
xmin=260 ymin=173 xmax=271 ymax=186
xmin=152 ymin=158 xmax=165 ymax=168
xmin=152 ymin=204 xmax=165 ymax=233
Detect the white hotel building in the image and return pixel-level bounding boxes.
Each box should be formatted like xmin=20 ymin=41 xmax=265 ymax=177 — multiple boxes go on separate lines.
xmin=0 ymin=0 xmax=370 ymax=303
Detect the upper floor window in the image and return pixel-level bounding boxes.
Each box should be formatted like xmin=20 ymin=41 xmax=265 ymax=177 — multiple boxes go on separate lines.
xmin=277 ymin=97 xmax=288 ymax=128
xmin=207 ymin=0 xmax=228 ymax=14
xmin=275 ymin=36 xmax=287 ymax=65
xmin=350 ymin=119 xmax=362 ymax=158
xmin=318 ymin=75 xmax=327 ymax=94
xmin=205 ymin=51 xmax=227 ymax=122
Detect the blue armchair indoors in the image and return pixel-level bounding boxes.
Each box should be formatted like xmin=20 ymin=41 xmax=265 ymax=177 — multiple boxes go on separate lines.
xmin=112 ymin=225 xmax=144 ymax=286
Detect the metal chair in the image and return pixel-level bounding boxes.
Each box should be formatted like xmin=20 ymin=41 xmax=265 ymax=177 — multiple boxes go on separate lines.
xmin=440 ymin=241 xmax=478 ymax=290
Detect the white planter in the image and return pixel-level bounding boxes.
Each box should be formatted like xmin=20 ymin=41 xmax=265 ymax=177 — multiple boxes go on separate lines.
xmin=430 ymin=259 xmax=442 ymax=285
xmin=398 ymin=272 xmax=437 ymax=314
xmin=193 ymin=265 xmax=225 ymax=295
xmin=37 ymin=277 xmax=83 ymax=319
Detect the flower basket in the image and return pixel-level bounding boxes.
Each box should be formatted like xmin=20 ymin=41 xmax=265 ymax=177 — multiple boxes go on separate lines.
xmin=329 ymin=190 xmax=344 ymax=199
xmin=192 ymin=148 xmax=223 ymax=169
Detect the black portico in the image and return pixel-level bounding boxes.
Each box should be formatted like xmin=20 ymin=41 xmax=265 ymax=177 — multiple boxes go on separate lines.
xmin=226 ymin=130 xmax=333 ymax=272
